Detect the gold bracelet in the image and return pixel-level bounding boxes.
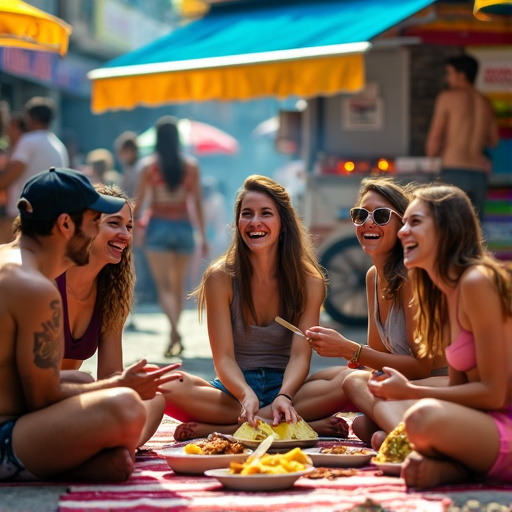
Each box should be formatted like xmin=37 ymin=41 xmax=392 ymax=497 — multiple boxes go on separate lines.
xmin=348 ymin=344 xmax=363 ymax=369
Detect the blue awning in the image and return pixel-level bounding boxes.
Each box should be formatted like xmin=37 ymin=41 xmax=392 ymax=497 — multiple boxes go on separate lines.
xmin=89 ymin=0 xmax=436 ymax=112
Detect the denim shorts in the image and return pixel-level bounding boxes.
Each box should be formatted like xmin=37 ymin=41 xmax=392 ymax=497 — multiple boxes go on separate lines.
xmin=0 ymin=419 xmax=36 ymax=481
xmin=145 ymin=218 xmax=195 ymax=254
xmin=210 ymin=368 xmax=285 ymax=408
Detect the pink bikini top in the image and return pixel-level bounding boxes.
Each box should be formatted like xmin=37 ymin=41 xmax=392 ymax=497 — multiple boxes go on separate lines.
xmin=445 ymin=291 xmax=477 ymax=372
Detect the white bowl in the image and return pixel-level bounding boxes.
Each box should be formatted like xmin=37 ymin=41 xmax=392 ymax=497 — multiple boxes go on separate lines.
xmin=204 ymin=467 xmax=314 ymax=491
xmin=303 ymin=447 xmax=376 ymax=468
xmin=157 ymin=446 xmax=251 ymax=475
xmin=372 ymin=459 xmax=404 ymax=476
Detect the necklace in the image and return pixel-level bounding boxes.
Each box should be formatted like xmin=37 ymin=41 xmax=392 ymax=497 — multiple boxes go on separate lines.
xmin=67 ymin=281 xmax=96 ymax=302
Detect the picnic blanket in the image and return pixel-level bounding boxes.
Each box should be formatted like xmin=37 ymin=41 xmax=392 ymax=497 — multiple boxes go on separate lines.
xmin=56 ymin=420 xmax=511 ymax=512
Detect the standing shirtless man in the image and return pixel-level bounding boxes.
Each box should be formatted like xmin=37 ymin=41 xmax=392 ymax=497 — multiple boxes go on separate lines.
xmin=0 ymin=167 xmax=180 ymax=483
xmin=426 ymin=54 xmax=499 ymax=221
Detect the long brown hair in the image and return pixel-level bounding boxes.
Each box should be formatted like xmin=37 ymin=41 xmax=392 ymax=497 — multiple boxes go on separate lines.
xmin=155 ymin=115 xmax=184 ymax=191
xmin=354 ymin=177 xmax=413 ymax=301
xmin=94 ymin=184 xmax=135 ymax=335
xmin=410 ymin=184 xmax=512 ymax=358
xmin=193 ymin=175 xmax=326 ymax=327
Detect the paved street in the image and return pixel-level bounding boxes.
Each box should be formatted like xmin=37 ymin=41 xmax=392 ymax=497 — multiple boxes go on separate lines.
xmin=82 ymin=301 xmax=367 ymax=381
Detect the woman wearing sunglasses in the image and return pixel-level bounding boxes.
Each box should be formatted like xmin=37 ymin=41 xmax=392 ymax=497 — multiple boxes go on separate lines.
xmin=368 ymin=184 xmax=512 ymax=488
xmin=301 ymin=177 xmax=447 ymax=442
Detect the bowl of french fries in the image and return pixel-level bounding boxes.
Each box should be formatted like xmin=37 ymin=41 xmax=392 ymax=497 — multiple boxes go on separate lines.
xmin=204 ymin=447 xmax=314 ymax=491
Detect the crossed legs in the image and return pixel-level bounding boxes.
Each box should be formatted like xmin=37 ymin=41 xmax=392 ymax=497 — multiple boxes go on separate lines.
xmin=13 ymin=388 xmax=146 ymax=482
xmin=402 ymin=398 xmax=500 ymax=488
xmin=163 ymin=369 xmax=353 ymax=440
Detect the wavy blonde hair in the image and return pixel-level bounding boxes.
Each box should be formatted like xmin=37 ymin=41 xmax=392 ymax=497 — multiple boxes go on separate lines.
xmin=94 ymin=184 xmax=135 ymax=335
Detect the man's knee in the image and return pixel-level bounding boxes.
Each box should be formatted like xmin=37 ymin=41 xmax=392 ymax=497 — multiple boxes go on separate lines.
xmin=102 ymin=388 xmax=147 ymax=431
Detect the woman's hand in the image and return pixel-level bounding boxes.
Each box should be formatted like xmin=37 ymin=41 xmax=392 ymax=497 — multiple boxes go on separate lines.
xmin=305 ymin=326 xmax=354 ymax=358
xmin=238 ymin=392 xmax=261 ymax=427
xmin=367 ymin=366 xmax=412 ymax=400
xmin=116 ymin=359 xmax=183 ymax=400
xmin=271 ymin=395 xmax=299 ymax=425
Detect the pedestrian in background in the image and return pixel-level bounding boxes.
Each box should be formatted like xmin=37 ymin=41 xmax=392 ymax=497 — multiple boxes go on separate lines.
xmin=115 ymin=131 xmax=144 ymax=200
xmin=114 ymin=130 xmax=156 ymax=309
xmin=426 ymin=54 xmax=499 ymax=221
xmin=0 ymin=111 xmax=26 ymax=243
xmin=134 ymin=116 xmax=208 ymax=357
xmin=84 ymin=148 xmax=121 ymax=187
xmin=0 ymin=97 xmax=69 ymax=226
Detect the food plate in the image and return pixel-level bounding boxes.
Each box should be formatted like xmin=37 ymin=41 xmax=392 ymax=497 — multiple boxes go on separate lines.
xmin=157 ymin=447 xmax=251 ymax=475
xmin=233 ymin=438 xmax=318 ymax=452
xmin=303 ymin=447 xmax=376 ymax=468
xmin=204 ymin=467 xmax=314 ymax=491
xmin=372 ymin=460 xmax=404 ymax=476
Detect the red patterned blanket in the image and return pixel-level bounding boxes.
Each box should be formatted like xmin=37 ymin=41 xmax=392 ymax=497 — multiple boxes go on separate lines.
xmin=56 ymin=421 xmax=512 ymax=512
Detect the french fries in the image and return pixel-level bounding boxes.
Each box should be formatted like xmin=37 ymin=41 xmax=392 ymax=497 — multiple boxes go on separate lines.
xmin=229 ymin=447 xmax=312 ymax=475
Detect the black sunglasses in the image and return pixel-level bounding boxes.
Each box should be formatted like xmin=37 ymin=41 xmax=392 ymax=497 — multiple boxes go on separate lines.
xmin=350 ymin=207 xmax=402 ymax=226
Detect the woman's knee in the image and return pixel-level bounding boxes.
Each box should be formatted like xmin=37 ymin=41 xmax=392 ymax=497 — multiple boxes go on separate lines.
xmin=404 ymin=398 xmax=447 ymax=443
xmin=342 ymin=370 xmax=370 ymax=397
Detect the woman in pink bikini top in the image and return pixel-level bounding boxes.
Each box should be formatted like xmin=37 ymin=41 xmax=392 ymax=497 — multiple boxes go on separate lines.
xmin=368 ymin=183 xmax=512 ymax=490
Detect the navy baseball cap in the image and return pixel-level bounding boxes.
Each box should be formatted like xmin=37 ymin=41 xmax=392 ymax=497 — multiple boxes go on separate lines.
xmin=17 ymin=167 xmax=125 ymax=221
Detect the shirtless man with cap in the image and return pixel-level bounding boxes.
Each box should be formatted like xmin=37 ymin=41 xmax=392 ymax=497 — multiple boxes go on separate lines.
xmin=0 ymin=167 xmax=181 ymax=483
xmin=426 ymin=54 xmax=499 ymax=221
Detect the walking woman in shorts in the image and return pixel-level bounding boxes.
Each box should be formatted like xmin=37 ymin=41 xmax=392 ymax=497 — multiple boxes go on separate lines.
xmin=135 ymin=116 xmax=207 ymax=357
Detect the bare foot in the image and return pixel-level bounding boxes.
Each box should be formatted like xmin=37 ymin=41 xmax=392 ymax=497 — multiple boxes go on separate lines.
xmin=402 ymin=451 xmax=469 ymax=489
xmin=371 ymin=430 xmax=387 ymax=451
xmin=308 ymin=414 xmax=349 ymax=438
xmin=61 ymin=447 xmax=134 ymax=482
xmin=351 ymin=415 xmax=380 ymax=443
xmin=174 ymin=421 xmax=238 ymax=441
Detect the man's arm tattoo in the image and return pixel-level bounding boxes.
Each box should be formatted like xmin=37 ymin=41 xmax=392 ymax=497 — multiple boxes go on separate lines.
xmin=33 ymin=299 xmax=62 ymax=375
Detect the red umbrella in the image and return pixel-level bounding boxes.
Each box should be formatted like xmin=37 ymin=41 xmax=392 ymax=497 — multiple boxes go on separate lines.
xmin=137 ymin=119 xmax=239 ymax=157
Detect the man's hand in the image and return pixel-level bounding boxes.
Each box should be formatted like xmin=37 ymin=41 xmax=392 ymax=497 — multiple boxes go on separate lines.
xmin=116 ymin=359 xmax=182 ymax=400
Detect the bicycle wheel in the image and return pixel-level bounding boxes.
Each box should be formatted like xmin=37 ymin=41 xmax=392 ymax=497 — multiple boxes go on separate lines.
xmin=320 ymin=236 xmax=372 ymax=326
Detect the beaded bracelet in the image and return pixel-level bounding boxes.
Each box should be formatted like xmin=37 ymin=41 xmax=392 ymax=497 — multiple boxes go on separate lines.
xmin=274 ymin=393 xmax=293 ymax=402
xmin=348 ymin=344 xmax=363 ymax=369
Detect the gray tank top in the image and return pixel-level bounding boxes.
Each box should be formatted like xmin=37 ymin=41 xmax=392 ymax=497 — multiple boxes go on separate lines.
xmin=373 ymin=276 xmax=411 ymax=356
xmin=230 ymin=279 xmax=293 ymax=370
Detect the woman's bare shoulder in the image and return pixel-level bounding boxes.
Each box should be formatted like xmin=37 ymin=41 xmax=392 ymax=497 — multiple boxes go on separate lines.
xmin=183 ymin=155 xmax=199 ymax=172
xmin=205 ymin=262 xmax=232 ymax=287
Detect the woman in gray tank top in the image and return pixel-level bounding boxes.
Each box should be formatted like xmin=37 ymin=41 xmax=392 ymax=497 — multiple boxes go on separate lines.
xmin=301 ymin=177 xmax=448 ymax=446
xmin=159 ymin=175 xmax=335 ymax=441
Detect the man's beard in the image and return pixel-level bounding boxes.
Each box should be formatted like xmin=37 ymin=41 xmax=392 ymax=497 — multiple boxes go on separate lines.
xmin=65 ymin=226 xmax=92 ymax=266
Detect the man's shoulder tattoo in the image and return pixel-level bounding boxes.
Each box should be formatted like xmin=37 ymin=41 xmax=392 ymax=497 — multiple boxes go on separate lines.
xmin=33 ymin=299 xmax=62 ymax=375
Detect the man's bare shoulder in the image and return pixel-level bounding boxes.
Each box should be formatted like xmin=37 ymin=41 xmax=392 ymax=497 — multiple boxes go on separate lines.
xmin=0 ymin=249 xmax=57 ymax=303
